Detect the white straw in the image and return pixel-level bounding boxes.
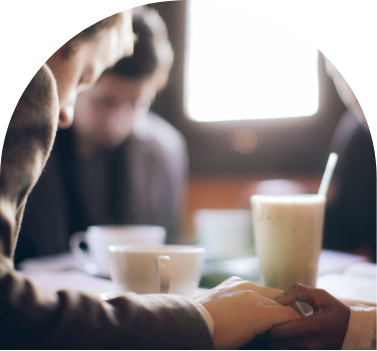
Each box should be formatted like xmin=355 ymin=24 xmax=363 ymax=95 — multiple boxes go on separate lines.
xmin=318 ymin=153 xmax=338 ymax=196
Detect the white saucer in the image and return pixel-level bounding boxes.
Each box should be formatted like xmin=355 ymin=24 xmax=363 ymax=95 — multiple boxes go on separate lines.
xmin=82 ymin=262 xmax=112 ymax=279
xmin=99 ymin=287 xmax=209 ymax=300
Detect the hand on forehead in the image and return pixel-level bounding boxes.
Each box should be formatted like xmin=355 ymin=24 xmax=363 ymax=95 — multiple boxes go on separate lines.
xmin=46 ymin=10 xmax=134 ymax=129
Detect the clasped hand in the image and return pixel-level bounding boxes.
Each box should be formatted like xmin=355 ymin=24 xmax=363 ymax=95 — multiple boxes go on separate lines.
xmin=270 ymin=283 xmax=351 ymax=350
xmin=194 ymin=277 xmax=302 ymax=350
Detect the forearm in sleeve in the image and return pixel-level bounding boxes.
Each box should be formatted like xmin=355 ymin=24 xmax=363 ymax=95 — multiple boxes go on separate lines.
xmin=0 ymin=257 xmax=213 ymax=349
xmin=341 ymin=304 xmax=376 ymax=350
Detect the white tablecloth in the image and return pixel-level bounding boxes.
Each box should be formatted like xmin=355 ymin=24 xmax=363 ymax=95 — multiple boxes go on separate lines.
xmin=19 ymin=250 xmax=376 ymax=305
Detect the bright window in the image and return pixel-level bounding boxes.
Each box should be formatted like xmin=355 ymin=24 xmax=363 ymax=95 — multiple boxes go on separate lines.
xmin=185 ymin=1 xmax=319 ymax=122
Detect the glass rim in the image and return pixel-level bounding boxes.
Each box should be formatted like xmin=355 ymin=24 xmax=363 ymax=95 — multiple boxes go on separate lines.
xmin=108 ymin=244 xmax=205 ymax=254
xmin=250 ymin=194 xmax=326 ymax=203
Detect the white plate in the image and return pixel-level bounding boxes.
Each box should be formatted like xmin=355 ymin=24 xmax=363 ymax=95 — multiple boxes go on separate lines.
xmin=99 ymin=287 xmax=209 ymax=300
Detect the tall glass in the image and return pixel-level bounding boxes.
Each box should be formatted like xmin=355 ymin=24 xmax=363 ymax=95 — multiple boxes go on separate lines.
xmin=251 ymin=194 xmax=326 ymax=290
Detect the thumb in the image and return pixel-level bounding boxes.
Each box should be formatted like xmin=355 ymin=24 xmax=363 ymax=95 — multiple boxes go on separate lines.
xmin=276 ymin=283 xmax=317 ymax=307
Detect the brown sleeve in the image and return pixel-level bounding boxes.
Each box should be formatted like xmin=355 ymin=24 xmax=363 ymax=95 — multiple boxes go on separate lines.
xmin=0 ymin=64 xmax=59 ymax=258
xmin=0 ymin=260 xmax=213 ymax=349
xmin=0 ymin=65 xmax=214 ymax=349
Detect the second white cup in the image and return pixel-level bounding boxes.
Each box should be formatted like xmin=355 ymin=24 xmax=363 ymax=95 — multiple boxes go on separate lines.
xmin=70 ymin=225 xmax=166 ymax=277
xmin=108 ymin=245 xmax=205 ymax=297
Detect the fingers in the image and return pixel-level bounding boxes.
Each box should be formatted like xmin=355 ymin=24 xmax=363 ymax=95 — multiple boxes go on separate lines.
xmin=270 ymin=317 xmax=313 ymax=339
xmin=220 ymin=278 xmax=284 ymax=300
xmin=233 ymin=281 xmax=306 ymax=318
xmin=266 ymin=304 xmax=303 ymax=326
xmin=216 ymin=278 xmax=309 ymax=320
xmin=259 ymin=297 xmax=306 ymax=318
xmin=216 ymin=276 xmax=243 ymax=288
xmin=275 ymin=283 xmax=318 ymax=308
xmin=242 ymin=281 xmax=284 ymax=301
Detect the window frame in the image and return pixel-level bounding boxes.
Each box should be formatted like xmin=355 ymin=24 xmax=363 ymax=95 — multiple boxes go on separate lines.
xmin=148 ymin=1 xmax=346 ymax=177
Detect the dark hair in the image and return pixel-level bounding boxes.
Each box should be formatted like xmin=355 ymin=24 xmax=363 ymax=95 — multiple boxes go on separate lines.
xmin=106 ymin=6 xmax=174 ymax=90
xmin=62 ymin=13 xmax=125 ymax=57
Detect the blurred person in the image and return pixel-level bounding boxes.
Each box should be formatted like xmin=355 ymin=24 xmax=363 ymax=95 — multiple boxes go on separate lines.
xmin=15 ymin=6 xmax=187 ymax=264
xmin=270 ymin=56 xmax=377 ymax=350
xmin=1 ymin=9 xmax=302 ymax=350
xmin=323 ymin=58 xmax=376 ymax=262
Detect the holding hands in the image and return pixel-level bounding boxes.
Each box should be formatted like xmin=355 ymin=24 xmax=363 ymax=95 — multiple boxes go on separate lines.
xmin=194 ymin=277 xmax=302 ymax=350
xmin=270 ymin=283 xmax=351 ymax=350
xmin=195 ymin=278 xmax=353 ymax=350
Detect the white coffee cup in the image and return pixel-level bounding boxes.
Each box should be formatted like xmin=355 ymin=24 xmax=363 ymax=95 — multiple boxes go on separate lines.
xmin=70 ymin=225 xmax=166 ymax=277
xmin=194 ymin=209 xmax=255 ymax=260
xmin=108 ymin=245 xmax=205 ymax=297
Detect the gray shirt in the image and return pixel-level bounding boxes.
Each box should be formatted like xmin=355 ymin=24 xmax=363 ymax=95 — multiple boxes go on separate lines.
xmin=75 ymin=149 xmax=114 ymax=225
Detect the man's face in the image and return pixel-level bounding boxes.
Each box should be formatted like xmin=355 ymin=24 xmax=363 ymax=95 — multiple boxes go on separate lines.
xmin=73 ymin=72 xmax=156 ymax=148
xmin=46 ymin=11 xmax=133 ymax=129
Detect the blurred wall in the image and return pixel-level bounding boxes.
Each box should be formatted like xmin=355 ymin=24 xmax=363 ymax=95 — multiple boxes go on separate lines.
xmin=149 ymin=1 xmax=347 ymax=177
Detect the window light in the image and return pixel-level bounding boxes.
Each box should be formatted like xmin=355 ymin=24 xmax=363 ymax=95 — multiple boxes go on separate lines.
xmin=185 ymin=0 xmax=319 ymax=122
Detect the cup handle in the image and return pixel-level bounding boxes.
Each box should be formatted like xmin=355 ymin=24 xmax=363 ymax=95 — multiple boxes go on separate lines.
xmin=69 ymin=231 xmax=90 ymax=261
xmin=157 ymin=255 xmax=171 ymax=294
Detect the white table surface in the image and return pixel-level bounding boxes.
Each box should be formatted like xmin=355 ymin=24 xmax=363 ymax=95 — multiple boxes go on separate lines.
xmin=19 ymin=250 xmax=376 ymax=305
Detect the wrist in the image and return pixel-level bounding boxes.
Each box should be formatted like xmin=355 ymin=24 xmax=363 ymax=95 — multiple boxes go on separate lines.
xmin=191 ymin=301 xmax=215 ymax=337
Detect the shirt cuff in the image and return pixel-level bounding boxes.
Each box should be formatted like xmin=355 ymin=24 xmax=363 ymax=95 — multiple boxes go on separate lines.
xmin=191 ymin=300 xmax=215 ymax=337
xmin=341 ymin=304 xmax=376 ymax=350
